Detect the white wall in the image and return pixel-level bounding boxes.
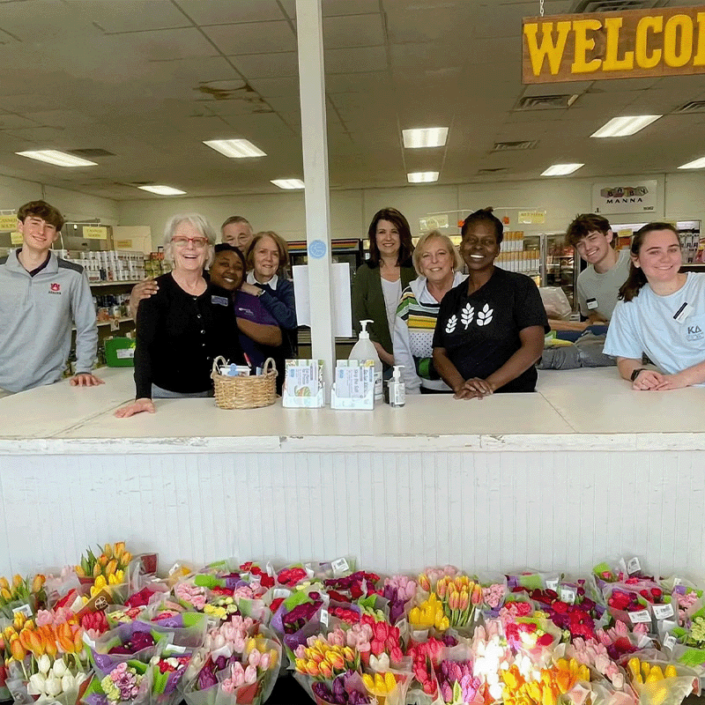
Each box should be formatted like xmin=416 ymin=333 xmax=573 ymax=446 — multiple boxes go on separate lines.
xmin=0 ymin=174 xmax=119 ymax=224
xmin=117 ymin=172 xmax=705 ymax=250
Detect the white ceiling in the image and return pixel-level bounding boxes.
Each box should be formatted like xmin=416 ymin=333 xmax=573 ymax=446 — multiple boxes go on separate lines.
xmin=1 ymin=0 xmax=705 ymax=200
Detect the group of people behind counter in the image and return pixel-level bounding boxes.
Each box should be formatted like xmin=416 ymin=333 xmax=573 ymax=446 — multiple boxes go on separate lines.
xmin=1 ymin=199 xmax=704 ymax=414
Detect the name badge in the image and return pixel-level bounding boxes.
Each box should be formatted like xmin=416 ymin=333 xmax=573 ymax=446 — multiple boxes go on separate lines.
xmin=211 ymin=295 xmax=230 ymax=307
xmin=673 ymin=302 xmax=693 ymax=323
xmin=586 ymin=298 xmax=598 ymax=310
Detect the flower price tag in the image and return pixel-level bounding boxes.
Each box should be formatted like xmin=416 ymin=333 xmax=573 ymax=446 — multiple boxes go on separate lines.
xmin=664 ymin=634 xmax=677 ymax=651
xmin=82 ymin=632 xmax=96 ymax=650
xmin=273 ymin=588 xmax=291 ymax=600
xmin=304 ymin=563 xmax=315 ymax=580
xmin=12 ymin=604 xmax=33 ymax=618
xmin=559 ymin=586 xmax=577 ymax=605
xmin=637 ymin=633 xmax=652 ymax=649
xmin=653 ymin=603 xmax=675 ymax=620
xmin=545 ymin=579 xmax=559 ymax=591
xmin=673 ymin=578 xmax=682 ymax=587
xmin=266 ymin=561 xmax=275 ymax=578
xmin=320 ymin=609 xmax=329 ymax=628
xmin=211 ymin=644 xmax=233 ymax=660
xmin=627 ymin=557 xmax=641 ymax=575
xmin=331 ymin=557 xmax=349 ymax=577
xmin=165 ymin=645 xmax=187 ymax=655
xmin=630 ymin=609 xmax=651 ymax=624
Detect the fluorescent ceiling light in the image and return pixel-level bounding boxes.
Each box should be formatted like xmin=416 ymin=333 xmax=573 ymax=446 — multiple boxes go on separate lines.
xmin=402 ymin=127 xmax=449 ymax=149
xmin=591 ymin=115 xmax=661 ymax=138
xmin=203 ymin=139 xmax=266 ymax=158
xmin=679 ymin=156 xmax=705 ymax=169
xmin=137 ymin=185 xmax=186 ymax=195
xmin=541 ymin=163 xmax=584 ymax=177
xmin=16 ymin=150 xmax=97 ymax=167
xmin=271 ymin=179 xmax=304 ymax=189
xmin=407 ymin=171 xmax=439 ymax=183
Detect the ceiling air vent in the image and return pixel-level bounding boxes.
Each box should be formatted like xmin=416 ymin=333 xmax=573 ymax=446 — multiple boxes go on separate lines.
xmin=478 ymin=168 xmax=507 ymax=174
xmin=571 ymin=0 xmax=667 ymax=12
xmin=518 ymin=94 xmax=578 ymax=110
xmin=69 ymin=148 xmax=115 ymax=158
xmin=492 ymin=140 xmax=539 ymax=152
xmin=675 ymin=101 xmax=705 ymax=114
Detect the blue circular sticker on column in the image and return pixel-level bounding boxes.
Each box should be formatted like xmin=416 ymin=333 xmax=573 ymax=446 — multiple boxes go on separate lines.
xmin=308 ymin=239 xmax=327 ymax=259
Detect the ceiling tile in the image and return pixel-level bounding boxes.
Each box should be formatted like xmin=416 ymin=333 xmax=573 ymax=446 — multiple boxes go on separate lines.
xmin=325 ymin=46 xmax=388 ymax=73
xmin=203 ymin=21 xmax=296 ymax=55
xmin=326 ymin=72 xmax=390 ymax=94
xmin=323 ymin=14 xmax=384 ymax=49
xmin=281 ymin=0 xmax=381 ymax=18
xmin=176 ymin=0 xmax=288 ymax=25
xmin=248 ymin=77 xmax=300 ymax=97
xmin=112 ymin=28 xmax=220 ymax=61
xmin=63 ymin=0 xmax=188 ymax=33
xmin=233 ymin=52 xmax=299 ymax=79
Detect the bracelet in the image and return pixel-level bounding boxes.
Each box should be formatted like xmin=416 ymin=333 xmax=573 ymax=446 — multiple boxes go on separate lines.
xmin=630 ymin=368 xmax=646 ymax=382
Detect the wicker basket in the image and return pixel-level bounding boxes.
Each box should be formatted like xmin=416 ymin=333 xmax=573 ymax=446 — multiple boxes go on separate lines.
xmin=211 ymin=356 xmax=277 ymax=409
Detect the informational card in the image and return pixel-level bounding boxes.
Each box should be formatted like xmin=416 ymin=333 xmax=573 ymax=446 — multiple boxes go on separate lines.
xmin=292 ymin=262 xmax=352 ymax=337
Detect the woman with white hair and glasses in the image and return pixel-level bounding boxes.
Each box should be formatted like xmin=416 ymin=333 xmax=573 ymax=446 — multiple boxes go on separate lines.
xmin=393 ymin=230 xmax=467 ymax=393
xmin=116 ymin=214 xmax=244 ymax=418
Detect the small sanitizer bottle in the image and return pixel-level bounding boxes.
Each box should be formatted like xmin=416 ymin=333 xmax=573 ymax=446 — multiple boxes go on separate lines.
xmin=389 ymin=365 xmax=405 ymax=408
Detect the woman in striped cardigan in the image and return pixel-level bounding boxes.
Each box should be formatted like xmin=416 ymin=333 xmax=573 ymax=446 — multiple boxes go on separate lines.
xmin=393 ymin=230 xmax=466 ymax=393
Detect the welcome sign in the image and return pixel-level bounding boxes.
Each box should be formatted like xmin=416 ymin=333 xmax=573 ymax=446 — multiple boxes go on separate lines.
xmin=523 ymin=6 xmax=705 ymax=83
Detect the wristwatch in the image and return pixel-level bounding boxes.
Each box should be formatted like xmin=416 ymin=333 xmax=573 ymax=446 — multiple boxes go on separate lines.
xmin=630 ymin=368 xmax=646 ymax=382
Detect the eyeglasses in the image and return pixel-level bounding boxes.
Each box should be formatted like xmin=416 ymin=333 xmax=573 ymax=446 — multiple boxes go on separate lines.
xmin=172 ymin=236 xmax=209 ymax=249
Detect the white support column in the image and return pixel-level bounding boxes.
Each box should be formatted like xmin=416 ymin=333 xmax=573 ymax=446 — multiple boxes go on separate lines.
xmin=295 ymin=0 xmax=336 ymax=399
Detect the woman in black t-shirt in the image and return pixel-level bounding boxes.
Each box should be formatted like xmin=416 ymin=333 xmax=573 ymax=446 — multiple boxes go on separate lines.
xmin=432 ymin=209 xmax=548 ymax=398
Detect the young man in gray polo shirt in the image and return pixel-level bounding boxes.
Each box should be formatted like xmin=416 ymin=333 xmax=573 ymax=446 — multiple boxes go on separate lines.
xmin=568 ymin=213 xmax=631 ymax=324
xmin=0 ymin=200 xmax=102 ymax=394
xmin=541 ymin=214 xmax=630 ymax=370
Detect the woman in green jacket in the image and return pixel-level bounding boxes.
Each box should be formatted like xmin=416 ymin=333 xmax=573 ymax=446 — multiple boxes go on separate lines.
xmin=352 ymin=207 xmax=416 ymax=370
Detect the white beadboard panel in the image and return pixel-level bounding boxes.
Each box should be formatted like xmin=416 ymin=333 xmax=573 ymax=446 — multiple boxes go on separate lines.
xmin=1 ymin=451 xmax=704 ymax=578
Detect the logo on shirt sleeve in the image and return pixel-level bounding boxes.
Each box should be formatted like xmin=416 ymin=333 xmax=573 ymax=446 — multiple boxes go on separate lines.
xmin=49 ymin=283 xmax=61 ymax=294
xmin=477 ymin=303 xmax=494 ymax=327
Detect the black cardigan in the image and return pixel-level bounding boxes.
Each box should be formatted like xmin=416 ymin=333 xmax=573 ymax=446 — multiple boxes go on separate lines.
xmin=134 ymin=274 xmax=244 ymax=399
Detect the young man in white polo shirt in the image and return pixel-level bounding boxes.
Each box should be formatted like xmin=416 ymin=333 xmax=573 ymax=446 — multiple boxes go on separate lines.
xmin=0 ymin=200 xmax=102 ymax=394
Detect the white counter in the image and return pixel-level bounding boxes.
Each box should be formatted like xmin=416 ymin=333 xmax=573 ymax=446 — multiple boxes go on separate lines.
xmin=0 ymin=367 xmax=703 ymax=578
xmin=1 ymin=367 xmax=704 ymax=453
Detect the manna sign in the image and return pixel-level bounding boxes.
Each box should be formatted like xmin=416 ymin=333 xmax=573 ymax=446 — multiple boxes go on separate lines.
xmin=523 ymin=6 xmax=705 ymax=83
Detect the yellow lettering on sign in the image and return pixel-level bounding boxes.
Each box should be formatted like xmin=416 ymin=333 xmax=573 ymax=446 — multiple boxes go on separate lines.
xmin=10 ymin=231 xmax=23 ymax=245
xmin=603 ymin=17 xmax=635 ymax=71
xmin=664 ymin=14 xmax=693 ymax=68
xmin=571 ymin=19 xmax=602 ymax=74
xmin=693 ymin=13 xmax=705 ymax=66
xmin=635 ymin=16 xmax=663 ymax=69
xmin=524 ymin=20 xmax=572 ymax=76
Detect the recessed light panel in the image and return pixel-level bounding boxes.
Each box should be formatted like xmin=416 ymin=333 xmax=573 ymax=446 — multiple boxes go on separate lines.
xmin=137 ymin=185 xmax=186 ymax=195
xmin=591 ymin=115 xmax=661 ymax=138
xmin=271 ymin=179 xmax=305 ymax=189
xmin=541 ymin=164 xmax=584 ymax=176
xmin=679 ymin=157 xmax=705 ymax=169
xmin=402 ymin=127 xmax=448 ymax=149
xmin=16 ymin=150 xmax=98 ymax=167
xmin=407 ymin=172 xmax=439 ymax=183
xmin=203 ymin=139 xmax=267 ymax=158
